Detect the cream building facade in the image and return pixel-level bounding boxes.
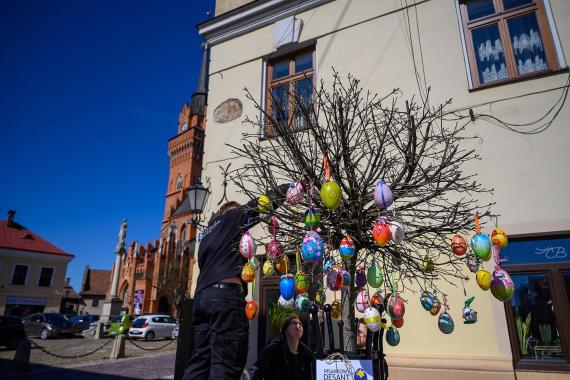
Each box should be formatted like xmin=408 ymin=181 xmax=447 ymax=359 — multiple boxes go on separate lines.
xmin=194 ymin=1 xmax=570 ymax=379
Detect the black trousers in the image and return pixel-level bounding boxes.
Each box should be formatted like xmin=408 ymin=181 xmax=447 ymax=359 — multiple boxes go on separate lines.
xmin=183 ymin=286 xmax=249 ymax=380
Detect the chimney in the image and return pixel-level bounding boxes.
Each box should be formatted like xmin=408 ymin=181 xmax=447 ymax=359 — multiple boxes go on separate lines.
xmin=7 ymin=210 xmax=16 ymax=227
xmin=65 ymin=277 xmax=71 ymax=286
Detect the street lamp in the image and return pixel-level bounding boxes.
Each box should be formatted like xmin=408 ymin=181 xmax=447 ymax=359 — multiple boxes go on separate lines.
xmin=187 ymin=178 xmax=210 ymax=226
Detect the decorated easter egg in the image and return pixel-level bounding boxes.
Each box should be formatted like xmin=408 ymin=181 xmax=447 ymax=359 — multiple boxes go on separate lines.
xmin=420 ymin=291 xmax=434 ymax=311
xmin=268 ymin=239 xmax=284 ymax=260
xmin=364 ymin=307 xmax=381 ymax=332
xmin=295 ymin=293 xmax=310 ymax=312
xmin=467 ymin=254 xmax=479 ymax=273
xmin=327 ymin=268 xmax=343 ymax=291
xmin=239 ymin=231 xmax=257 ymax=259
xmin=323 ymin=257 xmax=335 ymax=273
xmin=262 ymin=260 xmax=275 ymax=277
xmin=471 ymin=233 xmax=492 ymax=261
xmin=422 ymin=255 xmax=435 ymax=273
xmin=387 ymin=293 xmax=405 ymax=319
xmin=245 ymin=300 xmax=258 ymax=320
xmin=295 ymin=272 xmax=309 ymax=294
xmin=304 ymin=208 xmax=321 ymax=230
xmin=355 ymin=268 xmax=367 ymax=288
xmin=331 ymin=300 xmax=342 ymax=319
xmin=476 ymin=268 xmax=492 ymax=291
xmin=374 ymin=180 xmax=394 ymax=209
xmin=274 ymin=255 xmax=290 ymax=274
xmin=370 ymin=291 xmax=383 ymax=307
xmin=339 ymin=236 xmax=356 ymax=259
xmin=392 ymin=318 xmax=404 ymax=329
xmin=388 ymin=221 xmax=405 ymax=244
xmin=241 ymin=262 xmax=256 ymax=283
xmin=314 ymin=289 xmax=326 ymax=306
xmin=286 ymin=181 xmax=304 ymax=205
xmin=320 ymin=181 xmax=342 ymax=210
xmin=430 ymin=297 xmax=441 ymax=316
xmin=372 ymin=220 xmax=392 ymax=247
xmin=491 ymin=227 xmax=508 ymax=249
xmin=438 ymin=311 xmax=455 ymax=334
xmin=278 ymin=295 xmax=295 ymax=309
xmin=367 ymin=264 xmax=384 ymax=288
xmin=340 ymin=270 xmax=352 ymax=292
xmin=356 ymin=290 xmax=370 ymax=313
xmin=301 ymin=231 xmax=325 ymax=262
xmin=258 ymin=195 xmax=272 ymax=213
xmin=280 ymin=274 xmax=296 ymax=300
xmin=490 ymin=267 xmax=515 ymax=302
xmin=386 ymin=326 xmax=400 ymax=346
xmin=451 ymin=234 xmax=468 ymax=256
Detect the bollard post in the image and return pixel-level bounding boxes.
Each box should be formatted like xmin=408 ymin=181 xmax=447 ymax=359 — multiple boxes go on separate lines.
xmin=174 ymin=297 xmax=194 ymax=380
xmin=111 ymin=334 xmax=126 ymax=360
xmin=13 ymin=339 xmax=31 ymax=372
xmin=95 ymin=322 xmax=105 ymax=339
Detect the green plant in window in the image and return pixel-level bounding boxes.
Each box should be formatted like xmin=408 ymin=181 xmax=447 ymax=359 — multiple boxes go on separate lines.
xmin=515 ymin=308 xmax=532 ymax=355
xmin=267 ymin=302 xmax=296 ymax=341
xmin=539 ymin=324 xmax=552 ymax=345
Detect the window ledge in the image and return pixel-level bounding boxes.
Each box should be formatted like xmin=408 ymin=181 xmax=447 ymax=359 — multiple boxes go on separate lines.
xmin=468 ymin=67 xmax=569 ymax=92
xmin=515 ymin=358 xmax=570 ymax=372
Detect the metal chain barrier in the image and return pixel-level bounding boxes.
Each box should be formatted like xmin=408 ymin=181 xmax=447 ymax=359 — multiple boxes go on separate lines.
xmin=29 ymin=337 xmax=114 ymax=359
xmin=125 ymin=336 xmax=177 ymax=351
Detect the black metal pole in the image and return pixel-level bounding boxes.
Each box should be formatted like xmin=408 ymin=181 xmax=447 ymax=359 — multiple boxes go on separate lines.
xmin=378 ymin=318 xmax=387 ymax=380
xmin=308 ymin=304 xmax=323 ymax=358
xmin=323 ymin=304 xmax=334 ymax=353
xmin=174 ymin=298 xmax=194 ymax=380
xmin=337 ymin=320 xmax=344 ymax=354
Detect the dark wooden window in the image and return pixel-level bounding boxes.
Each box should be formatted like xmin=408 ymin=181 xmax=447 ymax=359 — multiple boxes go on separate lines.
xmin=265 ymin=47 xmax=315 ymax=137
xmin=38 ymin=267 xmax=54 ymax=287
xmin=501 ymin=233 xmax=570 ymax=371
xmin=459 ymin=0 xmax=560 ymax=88
xmin=11 ymin=264 xmax=28 ymax=285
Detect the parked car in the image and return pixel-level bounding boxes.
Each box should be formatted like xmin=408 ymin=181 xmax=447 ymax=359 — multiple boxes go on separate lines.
xmin=171 ymin=324 xmax=179 ymax=340
xmin=108 ymin=315 xmax=134 ymax=336
xmin=0 ymin=316 xmax=27 ymax=349
xmin=129 ymin=315 xmax=178 ymax=341
xmin=22 ymin=313 xmax=76 ymax=339
xmin=69 ymin=314 xmax=100 ymax=333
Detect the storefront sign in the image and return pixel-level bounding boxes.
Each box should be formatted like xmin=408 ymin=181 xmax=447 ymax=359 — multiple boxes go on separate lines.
xmin=316 ymin=359 xmax=373 ymax=380
xmin=502 ymin=237 xmax=570 ymax=265
xmin=6 ymin=296 xmax=46 ymax=306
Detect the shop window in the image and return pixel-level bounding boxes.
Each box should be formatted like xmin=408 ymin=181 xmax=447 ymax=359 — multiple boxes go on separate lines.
xmin=458 ymin=0 xmax=560 ymax=88
xmin=502 ymin=235 xmax=570 ymax=370
xmin=265 ymin=47 xmax=315 ymax=137
xmin=11 ymin=264 xmax=28 ymax=285
xmin=38 ymin=267 xmax=54 ymax=287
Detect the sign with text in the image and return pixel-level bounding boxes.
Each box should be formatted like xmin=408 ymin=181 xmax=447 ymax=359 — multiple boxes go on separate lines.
xmin=501 ymin=236 xmax=570 ymax=265
xmin=316 ymin=359 xmax=373 ymax=380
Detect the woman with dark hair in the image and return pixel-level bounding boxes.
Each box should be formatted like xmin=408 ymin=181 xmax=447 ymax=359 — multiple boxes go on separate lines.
xmin=251 ymin=315 xmax=315 ymax=380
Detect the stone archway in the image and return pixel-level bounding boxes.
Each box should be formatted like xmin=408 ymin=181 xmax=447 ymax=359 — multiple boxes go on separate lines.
xmin=158 ymin=296 xmax=170 ymax=315
xmin=119 ymin=281 xmax=129 ymax=308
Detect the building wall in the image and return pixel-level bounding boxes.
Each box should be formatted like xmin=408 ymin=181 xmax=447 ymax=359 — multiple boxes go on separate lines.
xmin=215 ymin=0 xmax=255 ymax=17
xmin=199 ymin=0 xmax=570 ymax=377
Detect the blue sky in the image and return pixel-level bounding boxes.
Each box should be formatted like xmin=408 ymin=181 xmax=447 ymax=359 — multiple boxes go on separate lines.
xmin=0 ymin=0 xmax=215 ymax=291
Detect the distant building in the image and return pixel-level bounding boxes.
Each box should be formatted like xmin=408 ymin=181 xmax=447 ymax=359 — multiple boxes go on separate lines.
xmin=60 ymin=277 xmax=81 ymax=315
xmin=79 ymin=266 xmax=111 ymax=315
xmin=0 ymin=210 xmax=74 ymax=317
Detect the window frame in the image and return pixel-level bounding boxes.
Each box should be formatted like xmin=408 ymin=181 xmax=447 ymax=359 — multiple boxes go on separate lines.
xmin=37 ymin=266 xmax=55 ymax=288
xmin=264 ymin=45 xmax=316 ymax=138
xmin=11 ymin=263 xmax=29 ymax=286
xmin=458 ymin=0 xmax=561 ymax=89
xmin=502 ymin=232 xmax=570 ymax=371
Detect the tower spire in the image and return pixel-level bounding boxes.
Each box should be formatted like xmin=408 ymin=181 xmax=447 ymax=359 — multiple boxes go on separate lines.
xmin=191 ymin=42 xmax=209 ymax=116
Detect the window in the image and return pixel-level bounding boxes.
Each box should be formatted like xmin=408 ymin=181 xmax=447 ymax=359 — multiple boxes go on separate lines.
xmin=176 ymin=174 xmax=183 ymax=190
xmin=459 ymin=0 xmax=560 ymax=88
xmin=92 ymin=298 xmax=99 ymax=307
xmin=265 ymin=47 xmax=315 ymax=137
xmin=11 ymin=264 xmax=28 ymax=285
xmin=38 ymin=267 xmax=54 ymax=287
xmin=502 ymin=235 xmax=570 ymax=371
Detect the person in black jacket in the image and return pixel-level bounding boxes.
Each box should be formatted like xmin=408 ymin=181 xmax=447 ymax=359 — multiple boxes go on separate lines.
xmin=251 ymin=315 xmax=315 ymax=380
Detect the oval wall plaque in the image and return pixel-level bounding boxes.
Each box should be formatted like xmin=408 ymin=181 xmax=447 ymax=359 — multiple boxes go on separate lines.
xmin=213 ymin=98 xmax=243 ymax=123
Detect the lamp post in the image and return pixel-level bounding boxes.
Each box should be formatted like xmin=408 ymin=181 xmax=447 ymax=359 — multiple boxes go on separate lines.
xmin=186 ymin=178 xmax=210 ymax=226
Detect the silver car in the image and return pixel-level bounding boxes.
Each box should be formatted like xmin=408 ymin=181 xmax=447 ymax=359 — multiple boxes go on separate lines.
xmin=128 ymin=315 xmax=178 ymax=341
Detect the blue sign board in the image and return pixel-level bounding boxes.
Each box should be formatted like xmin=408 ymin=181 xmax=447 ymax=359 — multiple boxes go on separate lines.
xmin=501 ymin=236 xmax=570 ymax=265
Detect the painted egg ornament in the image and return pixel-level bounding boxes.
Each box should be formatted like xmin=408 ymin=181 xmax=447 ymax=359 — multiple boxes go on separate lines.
xmin=372 ymin=220 xmax=392 ymax=247
xmin=388 ymin=221 xmax=405 ymax=244
xmin=279 ymin=274 xmax=296 ymax=301
xmin=295 ymin=293 xmax=310 ymax=312
xmin=363 ymin=307 xmax=381 ymax=332
xmin=245 ymin=300 xmax=258 ymax=320
xmin=304 ymin=209 xmax=321 ymax=230
xmin=438 ymin=311 xmax=455 ymax=334
xmin=295 ymin=272 xmax=310 ymax=294
xmin=274 ymin=255 xmax=290 ymax=273
xmin=467 ymin=255 xmax=479 ymax=273
xmin=339 ymin=236 xmax=356 ymax=259
xmin=392 ymin=318 xmax=404 ymax=329
xmin=278 ymin=295 xmax=295 ymax=309
xmin=286 ymin=181 xmax=304 ymax=205
xmin=374 ymin=180 xmax=394 ymax=209
xmin=356 ymin=290 xmax=370 ymax=313
xmin=301 ymin=231 xmax=325 ymax=262
xmin=314 ymin=289 xmax=326 ymax=306
xmin=241 ymin=262 xmax=256 ymax=283
xmin=239 ymin=231 xmax=257 ymax=259
xmin=471 ymin=233 xmax=492 ymax=261
xmin=323 ymin=257 xmax=335 ymax=273
xmin=430 ymin=297 xmax=441 ymax=316
xmin=386 ymin=326 xmax=401 ymax=346
xmin=387 ymin=293 xmax=406 ymax=319
xmin=268 ymin=239 xmax=284 ymax=260
xmin=491 ymin=227 xmax=509 ymax=249
xmin=331 ymin=300 xmax=342 ymax=319
xmin=262 ymin=260 xmax=275 ymax=277
xmin=476 ymin=268 xmax=492 ymax=291
xmin=422 ymin=255 xmax=435 ymax=273
xmin=320 ymin=181 xmax=342 ymax=210
xmin=490 ymin=267 xmax=515 ymax=302
xmin=451 ymin=234 xmax=468 ymax=256
xmin=327 ymin=268 xmax=343 ymax=291
xmin=370 ymin=291 xmax=383 ymax=307
xmin=355 ymin=267 xmax=367 ymax=288
xmin=463 ymin=297 xmax=477 ymax=324
xmin=420 ymin=291 xmax=434 ymax=311
xmin=341 ymin=270 xmax=352 ymax=292
xmin=258 ymin=195 xmax=272 ymax=213
xmin=367 ymin=264 xmax=384 ymax=288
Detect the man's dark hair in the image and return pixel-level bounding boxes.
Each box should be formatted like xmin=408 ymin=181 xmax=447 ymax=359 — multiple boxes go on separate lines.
xmin=220 ymin=201 xmax=241 ymax=215
xmin=280 ymin=315 xmax=300 ymax=335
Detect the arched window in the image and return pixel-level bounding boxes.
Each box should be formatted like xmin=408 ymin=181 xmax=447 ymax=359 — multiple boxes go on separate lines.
xmin=180 ymin=225 xmax=187 ymax=241
xmin=122 ymin=284 xmax=129 ymax=305
xmin=176 ymin=174 xmax=183 ymax=190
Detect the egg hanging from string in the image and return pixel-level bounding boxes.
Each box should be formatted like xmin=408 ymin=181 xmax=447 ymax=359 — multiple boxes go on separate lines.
xmin=278 ymin=295 xmax=295 ymax=309
xmin=476 ymin=268 xmax=492 ymax=291
xmin=339 ymin=236 xmax=356 ymax=259
xmin=304 ymin=208 xmax=321 ymax=230
xmin=467 ymin=254 xmax=479 ymax=273
xmin=286 ymin=181 xmax=305 ymax=205
xmin=422 ymin=255 xmax=435 ymax=273
xmin=274 ymin=255 xmax=289 ymax=274
xmin=386 ymin=326 xmax=401 ymax=346
xmin=340 ymin=270 xmax=351 ymax=293
xmin=301 ymin=231 xmax=324 ymax=262
xmin=355 ymin=267 xmax=367 ymax=288
xmin=471 ymin=233 xmax=492 ymax=261
xmin=331 ymin=300 xmax=342 ymax=319
xmin=387 ymin=293 xmax=406 ymax=319
xmin=372 ymin=219 xmax=392 ymax=247
xmin=295 ymin=293 xmax=310 ymax=312
xmin=430 ymin=297 xmax=441 ymax=316
xmin=262 ymin=260 xmax=274 ymax=277
xmin=364 ymin=307 xmax=381 ymax=332
xmin=420 ymin=291 xmax=434 ymax=311
xmin=462 ymin=297 xmax=477 ymax=324
xmin=392 ymin=317 xmax=404 ymax=329
xmin=356 ymin=290 xmax=370 ymax=313
xmin=327 ymin=268 xmax=343 ymax=291
xmin=320 ymin=181 xmax=342 ymax=210
xmin=245 ymin=300 xmax=258 ymax=320
xmin=451 ymin=234 xmax=468 ymax=256
xmin=490 ymin=267 xmax=515 ymax=302
xmin=239 ymin=231 xmax=257 ymax=259
xmin=280 ymin=274 xmax=296 ymax=301
xmin=295 ymin=272 xmax=309 ymax=295
xmin=438 ymin=311 xmax=455 ymax=334
xmin=388 ymin=220 xmax=405 ymax=244
xmin=268 ymin=239 xmax=284 ymax=260
xmin=374 ymin=180 xmax=394 ymax=209
xmin=491 ymin=226 xmax=509 ymax=249
xmin=241 ymin=262 xmax=256 ymax=283
xmin=314 ymin=289 xmax=326 ymax=306
xmin=367 ymin=264 xmax=384 ymax=288
xmin=258 ymin=194 xmax=272 ymax=213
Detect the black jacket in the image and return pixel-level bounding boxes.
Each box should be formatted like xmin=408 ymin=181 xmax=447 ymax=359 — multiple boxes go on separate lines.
xmin=251 ymin=336 xmax=315 ymax=380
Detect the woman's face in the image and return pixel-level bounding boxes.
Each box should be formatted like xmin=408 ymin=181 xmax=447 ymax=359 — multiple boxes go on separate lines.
xmin=285 ymin=318 xmax=304 ymax=340
xmin=356 ymin=323 xmax=368 ymax=349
